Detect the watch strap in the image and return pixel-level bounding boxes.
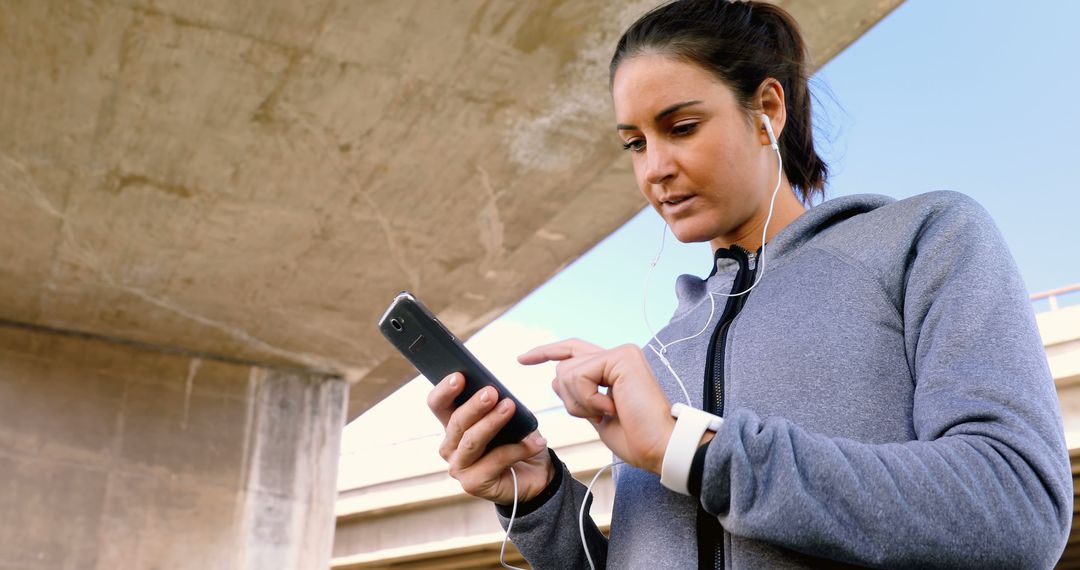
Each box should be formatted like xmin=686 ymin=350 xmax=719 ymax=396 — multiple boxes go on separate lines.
xmin=661 ymin=403 xmax=722 ymax=495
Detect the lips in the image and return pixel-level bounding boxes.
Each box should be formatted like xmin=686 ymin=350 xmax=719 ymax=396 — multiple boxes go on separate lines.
xmin=659 ymin=194 xmax=695 ymax=209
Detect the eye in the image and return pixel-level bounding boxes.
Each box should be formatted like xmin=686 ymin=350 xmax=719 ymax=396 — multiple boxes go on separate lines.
xmin=672 ymin=122 xmax=699 ymax=137
xmin=621 ymin=138 xmax=646 ymax=153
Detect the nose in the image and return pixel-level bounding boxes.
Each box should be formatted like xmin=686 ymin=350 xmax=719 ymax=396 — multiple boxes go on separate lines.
xmin=643 ymin=141 xmax=676 ymax=185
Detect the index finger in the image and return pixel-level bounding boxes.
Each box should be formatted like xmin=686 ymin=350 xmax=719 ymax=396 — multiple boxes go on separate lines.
xmin=426 ymin=372 xmax=465 ymax=427
xmin=518 ymin=338 xmax=602 ymax=365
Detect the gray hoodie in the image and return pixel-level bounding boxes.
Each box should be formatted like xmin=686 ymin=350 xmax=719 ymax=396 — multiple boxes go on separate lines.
xmin=498 ymin=192 xmax=1072 ymax=569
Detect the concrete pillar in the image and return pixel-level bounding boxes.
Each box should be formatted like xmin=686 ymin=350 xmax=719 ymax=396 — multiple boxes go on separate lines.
xmin=0 ymin=324 xmax=347 ymax=570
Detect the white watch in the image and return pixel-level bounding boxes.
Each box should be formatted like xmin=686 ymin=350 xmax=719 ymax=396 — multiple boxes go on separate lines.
xmin=660 ymin=403 xmax=723 ymax=496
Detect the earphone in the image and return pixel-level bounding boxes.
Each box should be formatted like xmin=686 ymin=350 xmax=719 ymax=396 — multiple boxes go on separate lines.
xmin=644 ymin=113 xmax=783 ymax=406
xmin=762 ymin=113 xmax=778 ymax=150
xmin=499 ymin=114 xmax=784 ymax=570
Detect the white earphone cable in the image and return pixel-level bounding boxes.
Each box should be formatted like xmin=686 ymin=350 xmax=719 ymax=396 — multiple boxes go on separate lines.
xmin=644 ymin=140 xmax=783 ymax=395
xmin=503 ymin=461 xmax=625 ymax=570
xmin=499 ymin=467 xmax=526 ymax=570
xmin=721 ymin=147 xmax=783 ymax=299
xmin=580 ymin=460 xmax=624 ymax=570
xmin=642 ymin=224 xmax=668 ymax=339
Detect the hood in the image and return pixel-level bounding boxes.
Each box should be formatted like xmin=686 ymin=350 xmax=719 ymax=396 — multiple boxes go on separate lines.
xmin=671 ymin=193 xmax=896 ymax=319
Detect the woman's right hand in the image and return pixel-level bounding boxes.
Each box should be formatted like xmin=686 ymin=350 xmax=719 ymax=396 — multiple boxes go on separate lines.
xmin=427 ymin=372 xmax=554 ymax=506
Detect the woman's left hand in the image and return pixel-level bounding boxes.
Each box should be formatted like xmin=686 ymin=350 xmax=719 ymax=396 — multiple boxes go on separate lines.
xmin=518 ymin=339 xmax=676 ymax=474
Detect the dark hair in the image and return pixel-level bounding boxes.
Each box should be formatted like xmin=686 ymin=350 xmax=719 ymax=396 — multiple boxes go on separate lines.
xmin=610 ymin=0 xmax=827 ymax=203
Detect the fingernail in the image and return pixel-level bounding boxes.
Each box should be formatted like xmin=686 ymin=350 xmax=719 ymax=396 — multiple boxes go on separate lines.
xmin=499 ymin=398 xmax=512 ymax=412
xmin=480 ymin=388 xmax=492 ymax=404
xmin=533 ymin=433 xmax=547 ymax=446
xmin=448 ymin=375 xmax=458 ymax=388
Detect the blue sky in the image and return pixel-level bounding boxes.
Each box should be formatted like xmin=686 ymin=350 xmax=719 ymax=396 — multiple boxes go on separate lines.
xmin=342 ymin=0 xmax=1080 ymax=460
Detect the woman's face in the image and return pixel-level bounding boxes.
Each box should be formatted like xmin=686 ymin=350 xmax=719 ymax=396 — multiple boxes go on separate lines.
xmin=612 ymin=54 xmax=773 ymax=249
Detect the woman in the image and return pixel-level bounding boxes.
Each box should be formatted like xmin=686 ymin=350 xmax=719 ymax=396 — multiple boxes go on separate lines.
xmin=427 ymin=1 xmax=1072 ymax=567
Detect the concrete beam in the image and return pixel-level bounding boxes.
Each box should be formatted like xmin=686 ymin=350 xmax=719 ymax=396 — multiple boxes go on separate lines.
xmin=0 ymin=0 xmax=903 ymax=424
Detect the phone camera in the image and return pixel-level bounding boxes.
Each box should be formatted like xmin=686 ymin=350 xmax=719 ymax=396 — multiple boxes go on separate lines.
xmin=390 ymin=318 xmax=403 ymax=331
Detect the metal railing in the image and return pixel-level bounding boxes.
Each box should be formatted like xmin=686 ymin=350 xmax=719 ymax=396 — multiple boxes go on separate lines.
xmin=1031 ymin=283 xmax=1080 ymax=312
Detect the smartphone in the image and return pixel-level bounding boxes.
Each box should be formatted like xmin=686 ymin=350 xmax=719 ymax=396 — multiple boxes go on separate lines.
xmin=377 ymin=291 xmax=539 ymax=451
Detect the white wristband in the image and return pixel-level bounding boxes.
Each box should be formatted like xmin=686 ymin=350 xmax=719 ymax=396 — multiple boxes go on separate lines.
xmin=660 ymin=403 xmax=723 ymax=496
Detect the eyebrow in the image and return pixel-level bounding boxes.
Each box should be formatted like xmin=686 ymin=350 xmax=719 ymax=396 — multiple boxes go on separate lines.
xmin=616 ymin=100 xmax=703 ymax=131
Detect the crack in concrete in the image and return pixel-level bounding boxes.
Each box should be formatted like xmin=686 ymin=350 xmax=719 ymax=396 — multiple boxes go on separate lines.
xmin=475 ymin=165 xmax=505 ymax=270
xmin=3 ymin=153 xmax=90 ymax=335
xmin=2 ymin=153 xmax=359 ymax=375
xmin=108 ymin=170 xmax=196 ymax=198
xmin=1 ymin=154 xmax=66 ymax=220
xmin=114 ymin=283 xmax=351 ymax=373
xmin=268 ymin=306 xmax=368 ymax=357
xmin=276 ymin=101 xmax=422 ymax=293
xmin=251 ymin=50 xmax=302 ymax=125
xmin=123 ymin=3 xmax=303 ymax=53
xmin=230 ymin=366 xmax=260 ymax=568
xmin=535 ymin=228 xmax=567 ymax=241
xmin=181 ymin=356 xmax=202 ymax=430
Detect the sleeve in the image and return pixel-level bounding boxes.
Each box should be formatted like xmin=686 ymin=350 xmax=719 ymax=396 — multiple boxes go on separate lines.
xmin=495 ymin=449 xmax=608 ymax=569
xmin=690 ymin=193 xmax=1072 ymax=568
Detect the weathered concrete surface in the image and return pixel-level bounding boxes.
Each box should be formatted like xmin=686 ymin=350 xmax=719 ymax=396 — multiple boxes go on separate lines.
xmin=0 ymin=0 xmax=903 ymax=421
xmin=0 ymin=325 xmax=346 ymax=569
xmin=240 ymin=368 xmax=346 ymax=569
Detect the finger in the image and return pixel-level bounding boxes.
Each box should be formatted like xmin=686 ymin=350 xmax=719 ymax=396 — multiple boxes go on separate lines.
xmin=549 ymin=369 xmax=605 ymax=417
xmin=550 ymin=376 xmax=580 ymax=417
xmin=552 ymin=370 xmax=614 ymax=420
xmin=461 ymin=431 xmax=548 ymax=482
xmin=558 ymin=352 xmax=617 ymax=417
xmin=438 ymin=385 xmax=499 ymax=462
xmin=451 ymin=396 xmax=517 ymax=469
xmin=481 ymin=431 xmax=548 ymax=468
xmin=518 ymin=338 xmax=602 ymax=365
xmin=585 ymin=391 xmax=616 ymax=417
xmin=560 ymin=387 xmax=615 ymax=419
xmin=427 ymin=372 xmax=466 ymax=427
xmin=456 ymin=432 xmax=549 ymax=499
xmin=553 ymin=365 xmax=590 ymax=417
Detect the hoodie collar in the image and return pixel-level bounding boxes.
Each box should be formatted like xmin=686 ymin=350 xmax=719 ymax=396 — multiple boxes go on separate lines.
xmin=707 ymin=193 xmax=895 ymax=278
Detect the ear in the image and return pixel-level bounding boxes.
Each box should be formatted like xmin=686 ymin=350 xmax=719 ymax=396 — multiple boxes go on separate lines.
xmin=756 ymin=78 xmax=787 ymax=148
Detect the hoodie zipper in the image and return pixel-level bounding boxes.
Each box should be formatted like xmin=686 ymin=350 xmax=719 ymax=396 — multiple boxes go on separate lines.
xmin=698 ymin=245 xmax=757 ymax=570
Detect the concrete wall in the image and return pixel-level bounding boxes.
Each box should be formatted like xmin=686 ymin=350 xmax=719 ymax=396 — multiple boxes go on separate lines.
xmin=0 ymin=324 xmax=347 ymax=570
